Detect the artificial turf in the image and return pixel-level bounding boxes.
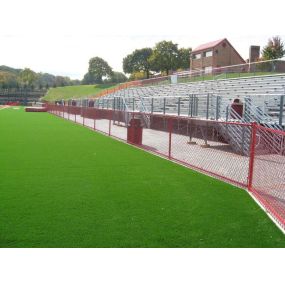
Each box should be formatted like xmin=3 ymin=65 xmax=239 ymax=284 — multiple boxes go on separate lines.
xmin=0 ymin=107 xmax=285 ymax=248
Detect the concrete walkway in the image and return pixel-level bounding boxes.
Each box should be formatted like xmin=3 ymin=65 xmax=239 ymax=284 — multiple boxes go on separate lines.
xmin=52 ymin=111 xmax=250 ymax=186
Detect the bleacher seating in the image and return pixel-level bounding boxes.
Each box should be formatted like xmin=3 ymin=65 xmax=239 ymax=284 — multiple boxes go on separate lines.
xmin=93 ymin=74 xmax=285 ymax=126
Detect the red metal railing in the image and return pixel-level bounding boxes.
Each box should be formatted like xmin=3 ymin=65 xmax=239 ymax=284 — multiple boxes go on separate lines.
xmin=92 ymin=58 xmax=285 ymax=99
xmin=47 ymin=103 xmax=285 ymax=230
xmin=93 ymin=81 xmax=143 ymax=99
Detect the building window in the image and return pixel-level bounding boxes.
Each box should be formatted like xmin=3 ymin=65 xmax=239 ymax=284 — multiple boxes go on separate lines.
xmin=193 ymin=53 xmax=201 ymax=59
xmin=204 ymin=51 xmax=213 ymax=57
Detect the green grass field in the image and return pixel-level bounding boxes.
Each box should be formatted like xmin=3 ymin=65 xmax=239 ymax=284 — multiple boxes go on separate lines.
xmin=0 ymin=107 xmax=285 ymax=247
xmin=43 ymin=84 xmax=117 ymax=102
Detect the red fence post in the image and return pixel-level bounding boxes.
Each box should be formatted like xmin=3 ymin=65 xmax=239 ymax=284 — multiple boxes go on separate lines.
xmin=168 ymin=117 xmax=173 ymax=159
xmin=93 ymin=108 xmax=96 ymax=130
xmin=109 ymin=111 xmax=112 ymax=136
xmin=83 ymin=107 xmax=85 ymax=126
xmin=248 ymin=122 xmax=257 ymax=191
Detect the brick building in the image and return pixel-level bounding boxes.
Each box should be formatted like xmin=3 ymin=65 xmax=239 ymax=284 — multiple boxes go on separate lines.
xmin=190 ymin=38 xmax=246 ymax=73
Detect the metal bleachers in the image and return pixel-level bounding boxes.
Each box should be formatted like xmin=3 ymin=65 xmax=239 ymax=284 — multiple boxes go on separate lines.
xmin=68 ymin=74 xmax=285 ymax=156
xmin=81 ymin=74 xmax=285 ymax=130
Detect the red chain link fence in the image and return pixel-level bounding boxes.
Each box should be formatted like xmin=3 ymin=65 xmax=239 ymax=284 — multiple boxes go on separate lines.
xmin=249 ymin=125 xmax=285 ymax=229
xmin=47 ymin=103 xmax=285 ymax=230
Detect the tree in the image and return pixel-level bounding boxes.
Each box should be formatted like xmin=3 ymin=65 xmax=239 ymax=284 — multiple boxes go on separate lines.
xmin=122 ymin=54 xmax=133 ymax=75
xmin=149 ymin=41 xmax=179 ymax=75
xmin=19 ymin=68 xmax=38 ymax=87
xmin=87 ymin=57 xmax=113 ymax=84
xmin=178 ymin=48 xmax=191 ymax=70
xmin=35 ymin=73 xmax=56 ymax=89
xmin=0 ymin=71 xmax=18 ymax=88
xmin=123 ymin=48 xmax=153 ymax=79
xmin=55 ymin=76 xmax=71 ymax=87
xmin=82 ymin=72 xmax=94 ymax=84
xmin=262 ymin=36 xmax=285 ymax=60
xmin=107 ymin=71 xmax=128 ymax=83
xmin=129 ymin=71 xmax=148 ymax=81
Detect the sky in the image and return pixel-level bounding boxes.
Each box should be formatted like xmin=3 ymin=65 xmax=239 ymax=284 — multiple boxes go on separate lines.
xmin=1 ymin=0 xmax=285 ymax=80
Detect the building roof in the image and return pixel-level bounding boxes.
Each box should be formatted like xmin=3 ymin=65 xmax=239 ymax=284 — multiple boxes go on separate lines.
xmin=192 ymin=38 xmax=226 ymax=52
xmin=192 ymin=38 xmax=246 ymax=63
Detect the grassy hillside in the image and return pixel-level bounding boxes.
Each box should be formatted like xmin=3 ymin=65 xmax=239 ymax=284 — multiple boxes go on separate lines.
xmin=0 ymin=107 xmax=285 ymax=247
xmin=43 ymin=84 xmax=117 ymax=101
xmin=0 ymin=65 xmax=22 ymax=75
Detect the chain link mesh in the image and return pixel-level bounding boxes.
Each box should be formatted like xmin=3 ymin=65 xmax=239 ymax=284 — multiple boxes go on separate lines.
xmin=47 ymin=103 xmax=285 ymax=229
xmin=251 ymin=125 xmax=285 ymax=227
xmin=170 ymin=118 xmax=251 ymax=186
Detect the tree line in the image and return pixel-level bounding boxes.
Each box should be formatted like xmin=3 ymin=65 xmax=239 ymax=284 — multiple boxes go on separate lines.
xmin=0 ymin=66 xmax=80 ymax=90
xmin=123 ymin=41 xmax=191 ymax=79
xmin=1 ymin=36 xmax=284 ymax=90
xmin=83 ymin=40 xmax=191 ymax=84
xmin=83 ymin=36 xmax=285 ymax=84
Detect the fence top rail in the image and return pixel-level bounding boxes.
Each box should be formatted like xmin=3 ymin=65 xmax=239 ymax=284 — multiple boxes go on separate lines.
xmin=125 ymin=110 xmax=252 ymax=126
xmin=47 ymin=103 xmax=253 ymax=127
xmin=216 ymin=87 xmax=285 ymax=91
xmin=216 ymin=92 xmax=285 ymax=96
xmin=139 ymin=94 xmax=211 ymax=99
xmin=132 ymin=59 xmax=285 ymax=83
xmin=256 ymin=124 xmax=285 ymax=136
xmin=100 ymin=73 xmax=285 ymax=95
xmin=95 ymin=73 xmax=285 ymax=93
